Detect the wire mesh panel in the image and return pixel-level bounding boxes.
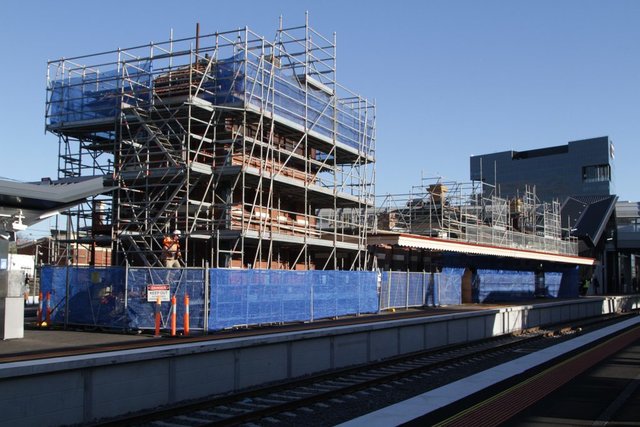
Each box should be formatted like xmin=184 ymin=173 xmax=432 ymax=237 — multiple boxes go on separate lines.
xmin=437 ymin=268 xmax=464 ymax=305
xmin=40 ymin=266 xmax=205 ymax=330
xmin=543 ymin=272 xmax=562 ymax=297
xmin=379 ymin=271 xmax=432 ymax=310
xmin=126 ymin=268 xmax=206 ymax=330
xmin=40 ymin=266 xmax=126 ymax=328
xmin=557 ymin=267 xmax=579 ymax=298
xmin=208 ymin=269 xmax=377 ymax=331
xmin=476 ymin=270 xmax=536 ymax=302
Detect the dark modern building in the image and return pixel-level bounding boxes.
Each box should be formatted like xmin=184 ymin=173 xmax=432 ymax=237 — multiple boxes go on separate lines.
xmin=469 ymin=136 xmax=615 ymax=203
xmin=468 ymin=136 xmax=640 ymax=295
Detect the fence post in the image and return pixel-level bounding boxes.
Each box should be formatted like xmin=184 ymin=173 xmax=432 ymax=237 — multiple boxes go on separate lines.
xmin=204 ymin=263 xmax=209 ymax=334
xmin=405 ymin=269 xmax=410 ymax=309
xmin=310 ymin=273 xmax=314 ymax=322
xmin=422 ymin=270 xmax=427 ymax=306
xmin=387 ymin=271 xmax=392 ymax=310
xmin=64 ymin=265 xmax=70 ymax=329
xmin=124 ymin=262 xmax=129 ymax=332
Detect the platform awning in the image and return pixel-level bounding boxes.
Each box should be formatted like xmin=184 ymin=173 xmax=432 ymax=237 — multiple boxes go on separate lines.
xmin=0 ymin=176 xmax=113 ymax=231
xmin=368 ymin=232 xmax=595 ymax=266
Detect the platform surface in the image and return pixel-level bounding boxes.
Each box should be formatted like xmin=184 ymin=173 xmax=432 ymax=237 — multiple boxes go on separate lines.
xmin=0 ymin=296 xmax=608 ymax=360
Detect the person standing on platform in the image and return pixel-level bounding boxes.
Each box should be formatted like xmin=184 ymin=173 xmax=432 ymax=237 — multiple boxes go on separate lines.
xmin=162 ymin=230 xmax=182 ymax=268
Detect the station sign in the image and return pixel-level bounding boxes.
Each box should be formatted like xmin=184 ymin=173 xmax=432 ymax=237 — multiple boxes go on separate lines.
xmin=147 ymin=284 xmax=170 ymax=302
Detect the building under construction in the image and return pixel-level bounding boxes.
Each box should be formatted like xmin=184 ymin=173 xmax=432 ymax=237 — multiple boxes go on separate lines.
xmin=374 ymin=177 xmax=578 ymax=266
xmin=45 ymin=18 xmax=375 ymax=270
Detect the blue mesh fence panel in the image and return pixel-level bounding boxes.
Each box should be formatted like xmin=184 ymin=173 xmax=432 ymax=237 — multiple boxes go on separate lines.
xmin=311 ymin=271 xmax=337 ymax=319
xmin=208 ymin=269 xmax=377 ymax=331
xmin=408 ymin=273 xmax=426 ymax=307
xmin=126 ymin=268 xmax=206 ymax=330
xmin=437 ymin=268 xmax=463 ymax=305
xmin=558 ymin=267 xmax=579 ymax=298
xmin=380 ymin=272 xmax=404 ymax=310
xmin=358 ymin=272 xmax=379 ymax=313
xmin=379 ymin=271 xmax=431 ymax=310
xmin=39 ymin=266 xmax=126 ymax=328
xmin=39 ymin=266 xmax=204 ymax=330
xmin=544 ymin=272 xmax=563 ymax=297
xmin=476 ymin=270 xmax=535 ymax=302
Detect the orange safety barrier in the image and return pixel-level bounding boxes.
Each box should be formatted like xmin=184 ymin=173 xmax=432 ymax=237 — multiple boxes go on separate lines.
xmin=37 ymin=291 xmax=43 ymax=326
xmin=154 ymin=296 xmax=161 ymax=337
xmin=184 ymin=294 xmax=190 ymax=336
xmin=45 ymin=291 xmax=51 ymax=326
xmin=170 ymin=295 xmax=177 ymax=336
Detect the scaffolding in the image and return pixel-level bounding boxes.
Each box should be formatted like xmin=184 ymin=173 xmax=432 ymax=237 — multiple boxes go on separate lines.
xmin=45 ymin=16 xmax=375 ymax=270
xmin=376 ymin=177 xmax=578 ymax=256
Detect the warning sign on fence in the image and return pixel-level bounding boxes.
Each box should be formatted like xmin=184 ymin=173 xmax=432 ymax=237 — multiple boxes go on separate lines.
xmin=147 ymin=284 xmax=170 ymax=302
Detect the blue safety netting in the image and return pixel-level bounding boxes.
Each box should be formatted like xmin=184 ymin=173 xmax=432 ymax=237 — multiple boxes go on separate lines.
xmin=437 ymin=268 xmax=463 ymax=305
xmin=40 ymin=266 xmax=126 ymax=327
xmin=476 ymin=270 xmax=536 ymax=302
xmin=543 ymin=272 xmax=562 ymax=297
xmin=39 ymin=266 xmax=205 ymax=330
xmin=48 ymin=55 xmax=373 ymax=154
xmin=49 ymin=62 xmax=151 ymax=125
xmin=380 ymin=271 xmax=435 ymax=310
xmin=557 ymin=267 xmax=579 ymax=298
xmin=208 ymin=269 xmax=377 ymax=331
xmin=126 ymin=268 xmax=206 ymax=330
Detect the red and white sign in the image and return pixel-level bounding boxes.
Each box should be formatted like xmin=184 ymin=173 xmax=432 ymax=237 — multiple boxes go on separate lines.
xmin=147 ymin=284 xmax=170 ymax=302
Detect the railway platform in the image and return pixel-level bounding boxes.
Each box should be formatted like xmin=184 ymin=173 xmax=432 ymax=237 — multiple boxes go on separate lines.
xmin=0 ymin=295 xmax=638 ymax=426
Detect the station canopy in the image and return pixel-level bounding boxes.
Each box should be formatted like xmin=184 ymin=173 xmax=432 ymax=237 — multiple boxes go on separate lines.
xmin=368 ymin=232 xmax=596 ymax=266
xmin=0 ymin=176 xmax=112 ymax=233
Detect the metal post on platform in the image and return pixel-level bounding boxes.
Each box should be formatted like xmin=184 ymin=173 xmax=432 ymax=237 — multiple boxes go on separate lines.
xmin=387 ymin=271 xmax=392 ymax=310
xmin=64 ymin=264 xmax=69 ymax=329
xmin=422 ymin=270 xmax=427 ymax=306
xmin=124 ymin=262 xmax=129 ymax=332
xmin=204 ymin=263 xmax=209 ymax=334
xmin=310 ymin=276 xmax=314 ymax=322
xmin=64 ymin=214 xmax=71 ymax=329
xmin=406 ymin=270 xmax=410 ymax=309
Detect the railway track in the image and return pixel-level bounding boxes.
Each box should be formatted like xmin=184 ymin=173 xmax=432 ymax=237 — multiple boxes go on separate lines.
xmin=99 ymin=313 xmax=634 ymax=427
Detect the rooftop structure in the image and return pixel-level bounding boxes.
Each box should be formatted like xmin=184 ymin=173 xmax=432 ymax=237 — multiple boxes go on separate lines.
xmin=45 ymin=17 xmax=375 ymax=269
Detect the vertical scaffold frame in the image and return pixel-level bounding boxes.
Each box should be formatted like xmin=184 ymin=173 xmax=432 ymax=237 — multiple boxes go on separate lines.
xmin=45 ymin=15 xmax=376 ymax=271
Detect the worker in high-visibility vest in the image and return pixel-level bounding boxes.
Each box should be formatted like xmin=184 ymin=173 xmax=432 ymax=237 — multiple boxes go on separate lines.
xmin=162 ymin=230 xmax=182 ymax=268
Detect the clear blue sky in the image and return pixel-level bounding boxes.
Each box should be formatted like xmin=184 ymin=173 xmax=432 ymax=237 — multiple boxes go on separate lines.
xmin=1 ymin=0 xmax=639 ymax=210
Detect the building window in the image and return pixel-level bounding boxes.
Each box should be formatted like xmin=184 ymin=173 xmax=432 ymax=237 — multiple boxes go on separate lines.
xmin=582 ymin=164 xmax=610 ymax=183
